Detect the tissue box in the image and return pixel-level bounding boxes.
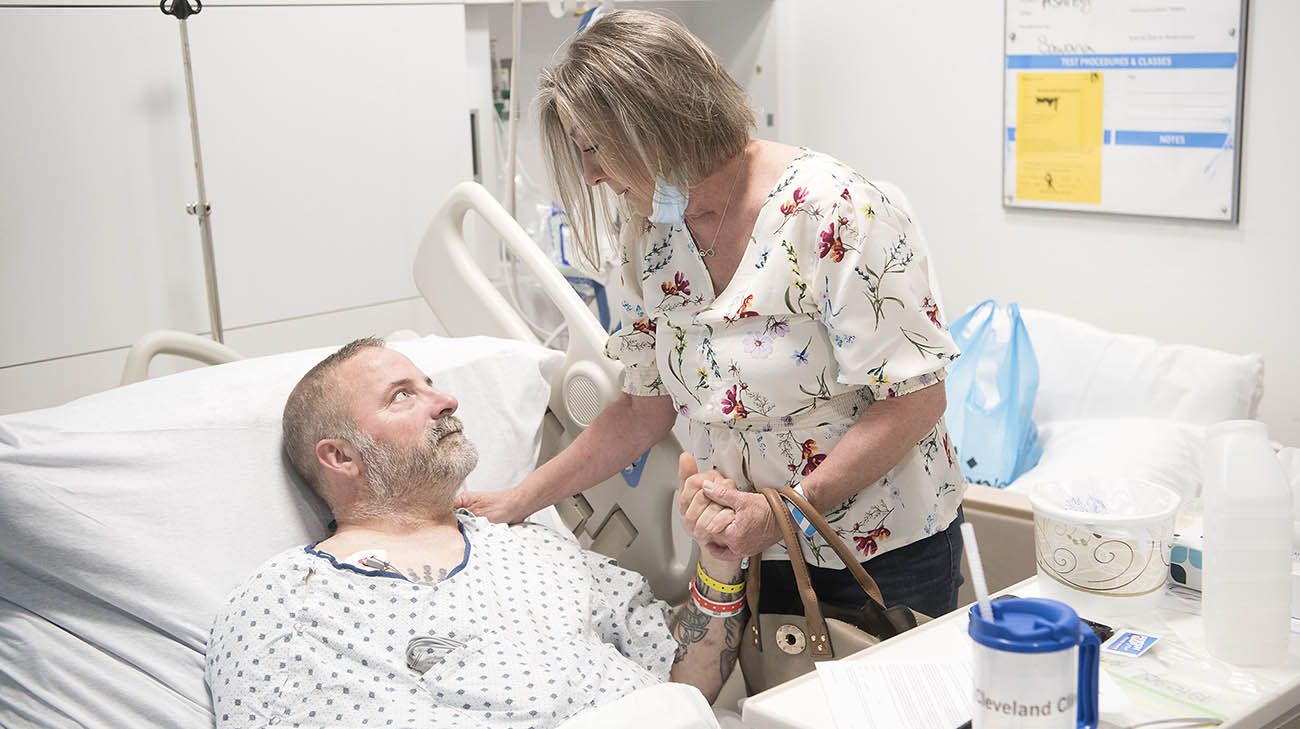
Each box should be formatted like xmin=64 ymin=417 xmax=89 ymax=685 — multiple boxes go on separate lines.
xmin=1169 ymin=513 xmax=1203 ymax=591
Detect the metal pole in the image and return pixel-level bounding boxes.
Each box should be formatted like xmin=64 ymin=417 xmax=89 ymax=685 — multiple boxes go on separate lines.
xmin=169 ymin=1 xmax=225 ymax=343
xmin=507 ymin=0 xmax=521 ymax=219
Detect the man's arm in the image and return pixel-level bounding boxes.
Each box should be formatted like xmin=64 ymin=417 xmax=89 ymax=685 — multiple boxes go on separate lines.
xmin=667 ymin=551 xmax=747 ymax=702
xmin=668 ymin=454 xmax=747 ymax=702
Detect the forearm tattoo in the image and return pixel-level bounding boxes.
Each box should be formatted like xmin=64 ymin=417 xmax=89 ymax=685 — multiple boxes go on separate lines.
xmin=671 ymin=600 xmax=749 ymax=674
xmin=672 ymin=605 xmax=712 ymax=665
xmin=719 ymin=613 xmax=744 ymax=684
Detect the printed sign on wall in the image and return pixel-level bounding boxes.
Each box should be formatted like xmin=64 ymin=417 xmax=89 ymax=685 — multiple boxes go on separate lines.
xmin=1003 ymin=1 xmax=1247 ymax=221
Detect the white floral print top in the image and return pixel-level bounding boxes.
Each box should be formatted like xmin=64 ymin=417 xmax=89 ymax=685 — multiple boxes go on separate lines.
xmin=607 ymin=149 xmax=966 ymax=569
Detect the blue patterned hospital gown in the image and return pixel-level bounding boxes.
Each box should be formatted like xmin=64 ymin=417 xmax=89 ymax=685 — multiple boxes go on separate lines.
xmin=206 ymin=512 xmax=676 ymax=728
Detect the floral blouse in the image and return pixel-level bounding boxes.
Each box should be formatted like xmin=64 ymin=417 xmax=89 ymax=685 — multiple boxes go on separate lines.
xmin=606 ymin=149 xmax=966 ymax=569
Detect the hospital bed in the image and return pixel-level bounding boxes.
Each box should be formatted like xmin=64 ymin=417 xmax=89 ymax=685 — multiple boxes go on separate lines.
xmin=0 ymin=179 xmax=1270 ymax=728
xmin=0 ymin=181 xmax=709 ymax=728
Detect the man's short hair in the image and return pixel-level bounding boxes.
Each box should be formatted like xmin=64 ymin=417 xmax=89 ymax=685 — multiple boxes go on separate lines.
xmin=282 ymin=337 xmax=385 ymax=495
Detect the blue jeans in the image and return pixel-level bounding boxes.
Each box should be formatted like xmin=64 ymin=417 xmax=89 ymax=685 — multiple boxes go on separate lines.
xmin=758 ymin=507 xmax=966 ymax=619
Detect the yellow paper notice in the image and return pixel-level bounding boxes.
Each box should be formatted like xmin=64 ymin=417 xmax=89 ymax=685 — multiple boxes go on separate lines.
xmin=1015 ymin=72 xmax=1103 ymax=204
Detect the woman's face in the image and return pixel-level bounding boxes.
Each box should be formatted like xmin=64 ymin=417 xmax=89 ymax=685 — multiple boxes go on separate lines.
xmin=558 ymin=108 xmax=653 ymax=217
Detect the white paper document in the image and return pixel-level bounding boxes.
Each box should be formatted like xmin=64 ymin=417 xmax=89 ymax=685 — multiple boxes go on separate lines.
xmin=815 ymin=661 xmax=972 ymax=729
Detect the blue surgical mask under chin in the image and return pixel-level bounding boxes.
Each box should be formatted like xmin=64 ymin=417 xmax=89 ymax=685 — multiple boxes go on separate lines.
xmin=650 ymin=179 xmax=688 ymax=224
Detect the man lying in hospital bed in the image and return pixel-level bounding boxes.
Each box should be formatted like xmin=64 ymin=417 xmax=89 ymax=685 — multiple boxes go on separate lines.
xmin=207 ymin=337 xmax=745 ymax=728
xmin=0 ymin=181 xmax=742 ymax=728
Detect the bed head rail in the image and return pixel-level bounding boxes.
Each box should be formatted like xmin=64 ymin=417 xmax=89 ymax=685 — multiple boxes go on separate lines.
xmin=413 ymin=181 xmax=693 ymax=604
xmin=120 ymin=329 xmax=244 ymax=385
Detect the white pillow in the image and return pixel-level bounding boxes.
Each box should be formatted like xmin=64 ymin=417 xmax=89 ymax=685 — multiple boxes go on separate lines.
xmin=0 ymin=334 xmax=561 ymax=729
xmin=1007 ymin=418 xmax=1206 ymax=507
xmin=1020 ymin=309 xmax=1264 ymax=425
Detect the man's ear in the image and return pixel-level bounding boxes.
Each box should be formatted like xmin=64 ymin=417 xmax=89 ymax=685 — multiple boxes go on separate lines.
xmin=316 ymin=438 xmax=361 ymax=479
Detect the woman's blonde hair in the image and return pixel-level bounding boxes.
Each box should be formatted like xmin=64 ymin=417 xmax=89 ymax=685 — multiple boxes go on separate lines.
xmin=536 ymin=9 xmax=754 ymax=268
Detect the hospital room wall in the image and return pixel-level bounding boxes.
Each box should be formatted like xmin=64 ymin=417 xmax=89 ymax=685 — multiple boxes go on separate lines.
xmin=773 ymin=0 xmax=1300 ymax=446
xmin=0 ymin=2 xmax=467 ymax=414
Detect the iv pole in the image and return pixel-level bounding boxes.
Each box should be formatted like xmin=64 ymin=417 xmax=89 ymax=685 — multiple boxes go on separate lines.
xmin=161 ymin=0 xmax=225 ymax=343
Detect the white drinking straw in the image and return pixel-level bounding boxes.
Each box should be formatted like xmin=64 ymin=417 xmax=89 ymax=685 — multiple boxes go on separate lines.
xmin=961 ymin=522 xmax=995 ymax=622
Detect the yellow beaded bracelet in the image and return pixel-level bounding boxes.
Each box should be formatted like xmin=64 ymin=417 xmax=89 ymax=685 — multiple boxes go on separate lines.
xmin=696 ymin=562 xmax=745 ymax=595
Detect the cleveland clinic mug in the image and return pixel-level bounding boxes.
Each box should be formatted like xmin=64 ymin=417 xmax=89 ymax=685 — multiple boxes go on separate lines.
xmin=968 ymin=598 xmax=1099 ymax=729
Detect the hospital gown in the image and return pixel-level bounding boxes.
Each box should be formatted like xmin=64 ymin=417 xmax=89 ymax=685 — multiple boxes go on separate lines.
xmin=606 ymin=148 xmax=967 ymax=569
xmin=205 ymin=513 xmax=676 ymax=729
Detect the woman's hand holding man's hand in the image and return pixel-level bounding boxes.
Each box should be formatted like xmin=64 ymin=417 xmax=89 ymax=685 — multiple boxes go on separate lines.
xmin=677 ymin=453 xmax=783 ymax=562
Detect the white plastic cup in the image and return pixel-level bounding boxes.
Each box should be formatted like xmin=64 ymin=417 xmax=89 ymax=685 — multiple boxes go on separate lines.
xmin=969 ymin=598 xmax=1100 ymax=729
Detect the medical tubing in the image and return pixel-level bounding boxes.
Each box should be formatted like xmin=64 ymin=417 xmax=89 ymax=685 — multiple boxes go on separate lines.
xmin=490 ymin=74 xmax=559 ymax=343
xmin=507 ymin=0 xmax=521 ymax=218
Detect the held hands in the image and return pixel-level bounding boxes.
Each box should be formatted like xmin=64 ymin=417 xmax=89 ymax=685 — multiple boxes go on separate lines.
xmin=677 ymin=453 xmax=783 ymax=562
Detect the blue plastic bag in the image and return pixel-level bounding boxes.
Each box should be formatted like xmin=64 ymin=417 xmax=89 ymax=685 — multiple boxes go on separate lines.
xmin=943 ymin=300 xmax=1043 ymax=488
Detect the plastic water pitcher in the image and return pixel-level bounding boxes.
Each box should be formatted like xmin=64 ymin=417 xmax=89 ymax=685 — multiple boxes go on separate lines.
xmin=1202 ymin=420 xmax=1292 ymax=666
xmin=968 ymin=598 xmax=1100 ymax=729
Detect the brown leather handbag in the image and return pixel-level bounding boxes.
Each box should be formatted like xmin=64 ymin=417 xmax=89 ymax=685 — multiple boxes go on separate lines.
xmin=738 ymin=486 xmax=929 ymax=694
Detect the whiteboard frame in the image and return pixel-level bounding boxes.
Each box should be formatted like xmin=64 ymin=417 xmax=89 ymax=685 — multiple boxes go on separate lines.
xmin=1000 ymin=0 xmax=1249 ymax=223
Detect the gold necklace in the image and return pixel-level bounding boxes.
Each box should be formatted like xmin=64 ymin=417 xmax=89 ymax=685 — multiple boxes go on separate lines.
xmin=695 ymin=148 xmax=747 ymax=258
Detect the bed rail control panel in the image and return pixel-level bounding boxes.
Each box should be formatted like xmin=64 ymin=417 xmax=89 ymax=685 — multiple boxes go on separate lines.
xmin=555 ymin=492 xmax=596 ymax=536
xmin=587 ymin=507 xmax=638 ymax=561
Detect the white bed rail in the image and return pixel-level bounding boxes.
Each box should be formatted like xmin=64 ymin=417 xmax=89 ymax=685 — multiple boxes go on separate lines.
xmin=120 ymin=329 xmax=243 ymax=385
xmin=413 ymin=181 xmax=694 ymax=605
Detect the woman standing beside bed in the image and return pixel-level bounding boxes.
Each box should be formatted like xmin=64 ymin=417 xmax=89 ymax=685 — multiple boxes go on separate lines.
xmin=458 ymin=10 xmax=968 ymax=618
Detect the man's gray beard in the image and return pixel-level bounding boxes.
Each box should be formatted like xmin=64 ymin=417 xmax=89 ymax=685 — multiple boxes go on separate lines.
xmin=345 ymin=417 xmax=479 ymax=521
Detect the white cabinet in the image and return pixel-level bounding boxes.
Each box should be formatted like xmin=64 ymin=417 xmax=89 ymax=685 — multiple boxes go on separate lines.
xmin=1 ymin=7 xmax=206 ymax=365
xmin=0 ymin=2 xmax=469 ymax=408
xmin=186 ymin=4 xmax=470 ymax=327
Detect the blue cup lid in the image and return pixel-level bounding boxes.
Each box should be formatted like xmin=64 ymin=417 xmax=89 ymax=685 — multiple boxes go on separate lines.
xmin=968 ymin=598 xmax=1082 ymax=653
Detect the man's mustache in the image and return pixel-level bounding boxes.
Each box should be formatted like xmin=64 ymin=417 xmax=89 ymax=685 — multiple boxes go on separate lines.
xmin=427 ymin=416 xmax=464 ymax=443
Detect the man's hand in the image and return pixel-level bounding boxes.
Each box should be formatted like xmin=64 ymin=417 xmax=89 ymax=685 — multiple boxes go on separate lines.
xmin=677 ymin=453 xmax=782 ymax=561
xmin=677 ymin=453 xmax=737 ymax=553
xmin=698 ymin=481 xmax=783 ymax=561
xmin=453 ymin=487 xmax=530 ymax=524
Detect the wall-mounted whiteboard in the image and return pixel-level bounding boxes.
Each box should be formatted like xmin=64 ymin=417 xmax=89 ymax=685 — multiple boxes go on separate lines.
xmin=1003 ymin=0 xmax=1247 ymax=221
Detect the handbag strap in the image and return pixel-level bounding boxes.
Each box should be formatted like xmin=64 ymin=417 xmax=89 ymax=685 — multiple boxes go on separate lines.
xmin=745 ymin=538 xmax=763 ymax=651
xmin=777 ymin=486 xmax=886 ymax=607
xmin=758 ymin=487 xmax=834 ymax=659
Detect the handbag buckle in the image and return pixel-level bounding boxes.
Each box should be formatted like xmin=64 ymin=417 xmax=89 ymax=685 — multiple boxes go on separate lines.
xmin=775 ymin=624 xmax=807 ymax=655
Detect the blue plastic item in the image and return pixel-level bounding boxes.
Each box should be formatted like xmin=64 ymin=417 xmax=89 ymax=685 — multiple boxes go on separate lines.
xmin=564 ymin=275 xmax=610 ymax=332
xmin=943 ymin=299 xmax=1042 ymax=487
